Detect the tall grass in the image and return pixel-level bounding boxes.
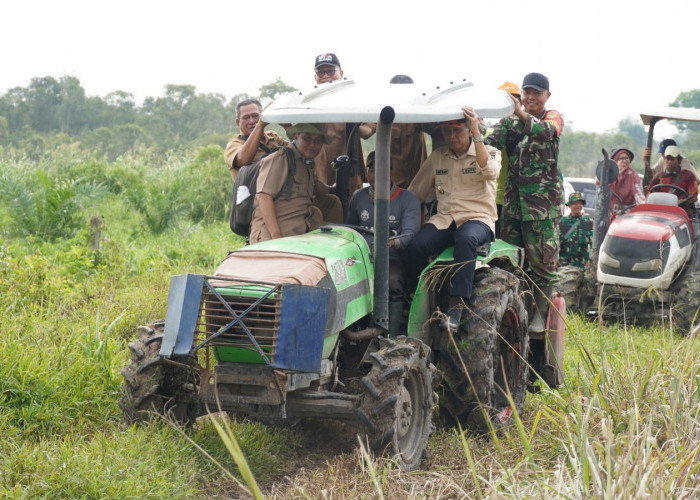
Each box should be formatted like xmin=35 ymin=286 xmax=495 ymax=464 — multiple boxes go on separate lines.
xmin=1 ymin=152 xmax=698 ymax=497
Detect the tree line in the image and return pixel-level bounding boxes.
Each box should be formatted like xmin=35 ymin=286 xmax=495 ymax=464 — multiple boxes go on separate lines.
xmin=0 ymin=75 xmax=698 ymax=177
xmin=0 ymin=75 xmax=296 ymax=161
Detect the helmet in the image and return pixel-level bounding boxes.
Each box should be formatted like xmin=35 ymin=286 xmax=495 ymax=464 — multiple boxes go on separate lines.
xmin=498 ymin=81 xmax=520 ymax=96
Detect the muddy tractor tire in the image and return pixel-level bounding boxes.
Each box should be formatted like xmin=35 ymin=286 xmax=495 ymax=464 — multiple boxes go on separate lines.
xmin=672 ymin=271 xmax=700 ymax=336
xmin=357 ymin=336 xmax=438 ymax=471
xmin=119 ymin=322 xmax=200 ymax=424
xmin=555 ymin=265 xmax=585 ymax=313
xmin=438 ymin=267 xmax=529 ymax=433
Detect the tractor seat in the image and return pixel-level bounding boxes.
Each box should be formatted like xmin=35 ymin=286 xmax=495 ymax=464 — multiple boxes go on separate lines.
xmin=646 ymin=192 xmax=679 ymax=206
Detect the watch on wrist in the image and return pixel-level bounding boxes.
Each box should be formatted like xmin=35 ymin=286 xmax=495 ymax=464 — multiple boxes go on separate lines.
xmin=472 ymin=135 xmax=484 ymax=143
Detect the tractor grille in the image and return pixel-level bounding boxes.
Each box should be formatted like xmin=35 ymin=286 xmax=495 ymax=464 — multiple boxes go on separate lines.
xmin=195 ymin=280 xmax=282 ymax=364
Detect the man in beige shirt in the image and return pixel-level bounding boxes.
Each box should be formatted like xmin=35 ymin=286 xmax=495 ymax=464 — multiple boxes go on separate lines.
xmin=405 ymin=107 xmax=501 ymax=330
xmin=224 ymin=99 xmax=286 ymax=182
xmin=225 ymin=99 xmax=342 ymax=225
xmin=250 ymin=123 xmax=341 ymax=243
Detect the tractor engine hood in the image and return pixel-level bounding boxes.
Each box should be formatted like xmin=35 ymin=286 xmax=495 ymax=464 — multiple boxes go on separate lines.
xmin=597 ymin=208 xmax=693 ymax=290
xmin=213 ymin=226 xmax=374 ymax=334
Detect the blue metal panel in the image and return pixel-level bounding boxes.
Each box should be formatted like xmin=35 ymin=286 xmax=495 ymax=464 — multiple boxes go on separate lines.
xmin=161 ymin=274 xmax=204 ymax=357
xmin=274 ymin=285 xmax=330 ymax=372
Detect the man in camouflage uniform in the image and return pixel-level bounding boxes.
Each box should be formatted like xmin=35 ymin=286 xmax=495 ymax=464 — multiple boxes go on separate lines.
xmin=486 ymin=72 xmax=564 ymax=332
xmin=559 ymin=193 xmax=592 ymax=269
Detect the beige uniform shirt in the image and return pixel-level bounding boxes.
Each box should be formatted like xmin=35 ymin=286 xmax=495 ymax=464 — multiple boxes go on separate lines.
xmin=408 ymin=144 xmax=501 ymax=233
xmin=224 ymin=130 xmax=287 ymax=171
xmin=249 ymin=148 xmax=322 ymax=243
xmin=652 ymin=156 xmax=700 ymax=180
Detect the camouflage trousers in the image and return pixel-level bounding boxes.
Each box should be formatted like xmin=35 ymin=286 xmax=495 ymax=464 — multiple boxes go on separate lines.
xmin=501 ymin=217 xmax=559 ymax=288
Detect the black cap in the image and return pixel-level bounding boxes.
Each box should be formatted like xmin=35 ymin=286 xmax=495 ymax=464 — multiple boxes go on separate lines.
xmin=522 ymin=72 xmax=549 ymax=92
xmin=366 ymin=151 xmax=392 ymax=170
xmin=389 ymin=74 xmax=413 ymax=84
xmin=366 ymin=151 xmax=375 ymax=169
xmin=314 ymin=53 xmax=341 ymax=69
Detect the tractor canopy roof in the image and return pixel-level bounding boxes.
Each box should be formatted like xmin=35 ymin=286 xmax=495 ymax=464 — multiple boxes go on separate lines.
xmin=262 ymin=79 xmax=514 ymax=124
xmin=640 ymin=107 xmax=700 ymax=126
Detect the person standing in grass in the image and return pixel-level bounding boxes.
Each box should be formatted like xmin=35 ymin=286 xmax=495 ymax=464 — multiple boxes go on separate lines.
xmin=559 ymin=192 xmax=593 ymax=269
xmin=486 ymin=72 xmax=564 ymax=333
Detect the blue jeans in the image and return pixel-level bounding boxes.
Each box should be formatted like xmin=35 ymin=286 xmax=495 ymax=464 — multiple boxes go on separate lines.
xmin=404 ymin=220 xmax=492 ymax=299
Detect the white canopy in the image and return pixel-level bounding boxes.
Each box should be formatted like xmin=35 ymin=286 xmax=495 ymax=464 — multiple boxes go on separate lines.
xmin=262 ymin=79 xmax=514 ymax=124
xmin=640 ymin=106 xmax=700 ymax=126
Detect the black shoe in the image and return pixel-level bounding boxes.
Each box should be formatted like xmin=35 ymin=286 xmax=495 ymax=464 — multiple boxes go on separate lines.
xmin=440 ymin=307 xmax=462 ymax=331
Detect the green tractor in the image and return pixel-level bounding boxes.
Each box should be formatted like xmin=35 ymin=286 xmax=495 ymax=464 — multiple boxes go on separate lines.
xmin=119 ymin=80 xmax=565 ymax=470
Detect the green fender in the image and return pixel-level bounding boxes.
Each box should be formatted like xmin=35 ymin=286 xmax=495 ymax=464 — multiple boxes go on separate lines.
xmin=406 ymin=239 xmax=524 ymax=343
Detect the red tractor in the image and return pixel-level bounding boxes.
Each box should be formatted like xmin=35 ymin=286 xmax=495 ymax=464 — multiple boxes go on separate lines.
xmin=577 ymin=107 xmax=700 ymax=334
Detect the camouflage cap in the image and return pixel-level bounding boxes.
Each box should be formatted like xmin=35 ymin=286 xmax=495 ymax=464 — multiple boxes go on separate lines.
xmin=566 ymin=192 xmax=585 ymax=206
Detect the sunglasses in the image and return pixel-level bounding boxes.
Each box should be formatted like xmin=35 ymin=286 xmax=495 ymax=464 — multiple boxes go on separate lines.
xmin=315 ymin=68 xmax=338 ymax=77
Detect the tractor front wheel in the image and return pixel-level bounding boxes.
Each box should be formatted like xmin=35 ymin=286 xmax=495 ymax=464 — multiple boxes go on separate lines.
xmin=357 ymin=337 xmax=438 ymax=471
xmin=119 ymin=322 xmax=200 ymax=424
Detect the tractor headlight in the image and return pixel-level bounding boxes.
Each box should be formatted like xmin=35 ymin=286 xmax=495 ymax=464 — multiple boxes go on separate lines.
xmin=631 ymin=259 xmax=663 ymax=272
xmin=599 ymin=251 xmax=621 ymax=269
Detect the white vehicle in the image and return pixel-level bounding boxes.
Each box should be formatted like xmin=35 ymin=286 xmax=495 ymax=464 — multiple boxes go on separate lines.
xmin=588 ymin=107 xmax=700 ymax=334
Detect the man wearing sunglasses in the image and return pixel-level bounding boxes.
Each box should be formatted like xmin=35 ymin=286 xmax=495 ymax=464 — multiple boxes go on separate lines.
xmin=312 ymin=53 xmax=371 ymax=209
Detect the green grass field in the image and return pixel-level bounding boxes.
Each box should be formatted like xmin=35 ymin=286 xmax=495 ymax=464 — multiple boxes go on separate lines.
xmin=1 ymin=153 xmax=699 ymax=498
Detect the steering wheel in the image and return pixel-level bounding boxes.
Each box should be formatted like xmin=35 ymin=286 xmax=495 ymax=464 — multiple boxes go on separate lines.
xmin=649 ymin=183 xmax=691 ymax=206
xmin=609 ymin=190 xmax=624 ymax=207
xmin=342 ymin=224 xmax=375 ymax=236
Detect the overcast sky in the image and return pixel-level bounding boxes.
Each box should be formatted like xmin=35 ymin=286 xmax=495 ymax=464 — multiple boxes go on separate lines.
xmin=3 ymin=0 xmax=698 ymax=134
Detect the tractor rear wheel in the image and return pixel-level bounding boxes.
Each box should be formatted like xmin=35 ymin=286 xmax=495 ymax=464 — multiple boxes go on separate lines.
xmin=672 ymin=271 xmax=700 ymax=336
xmin=438 ymin=267 xmax=529 ymax=433
xmin=119 ymin=322 xmax=200 ymax=424
xmin=356 ymin=337 xmax=437 ymax=471
xmin=555 ymin=265 xmax=584 ymax=313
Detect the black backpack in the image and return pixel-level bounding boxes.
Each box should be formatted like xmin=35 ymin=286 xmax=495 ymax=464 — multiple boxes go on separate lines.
xmin=229 ymin=146 xmax=296 ymax=236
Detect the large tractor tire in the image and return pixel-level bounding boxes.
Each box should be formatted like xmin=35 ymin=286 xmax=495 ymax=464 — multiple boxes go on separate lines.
xmin=357 ymin=337 xmax=438 ymax=471
xmin=672 ymin=270 xmax=700 ymax=336
xmin=119 ymin=322 xmax=200 ymax=424
xmin=555 ymin=265 xmax=584 ymax=313
xmin=438 ymin=267 xmax=529 ymax=434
